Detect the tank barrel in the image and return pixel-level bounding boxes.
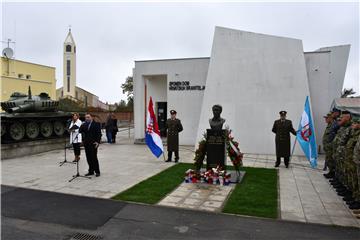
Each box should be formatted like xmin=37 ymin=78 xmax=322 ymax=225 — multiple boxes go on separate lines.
xmin=7 ymin=103 xmax=33 ymax=113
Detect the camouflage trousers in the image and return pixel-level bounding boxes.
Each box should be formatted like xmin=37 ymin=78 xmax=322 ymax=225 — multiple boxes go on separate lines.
xmin=356 ymin=164 xmax=360 ymax=201
xmin=325 ymin=147 xmax=334 ymax=172
xmin=334 ymin=146 xmax=346 ymax=184
xmin=344 ymin=160 xmax=358 ymax=197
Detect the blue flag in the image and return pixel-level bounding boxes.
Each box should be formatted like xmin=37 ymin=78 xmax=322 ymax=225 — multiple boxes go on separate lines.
xmin=296 ymin=96 xmax=318 ymax=168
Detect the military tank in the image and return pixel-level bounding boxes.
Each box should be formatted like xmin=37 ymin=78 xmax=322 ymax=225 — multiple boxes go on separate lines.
xmin=1 ymin=87 xmax=72 ymax=142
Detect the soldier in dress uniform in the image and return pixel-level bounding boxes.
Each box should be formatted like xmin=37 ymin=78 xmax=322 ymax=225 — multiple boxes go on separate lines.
xmin=272 ymin=111 xmax=297 ymax=168
xmin=165 ymin=110 xmax=183 ymax=163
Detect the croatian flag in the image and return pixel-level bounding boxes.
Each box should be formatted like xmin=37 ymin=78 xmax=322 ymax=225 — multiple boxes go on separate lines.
xmin=145 ymin=97 xmax=164 ymax=158
xmin=296 ymin=96 xmax=318 ymax=168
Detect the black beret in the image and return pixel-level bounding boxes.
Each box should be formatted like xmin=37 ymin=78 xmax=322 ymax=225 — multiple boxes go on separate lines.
xmin=170 ymin=110 xmax=177 ymax=114
xmin=279 ymin=111 xmax=287 ymax=115
xmin=332 ymin=108 xmax=341 ymax=113
xmin=341 ymin=110 xmax=351 ymax=115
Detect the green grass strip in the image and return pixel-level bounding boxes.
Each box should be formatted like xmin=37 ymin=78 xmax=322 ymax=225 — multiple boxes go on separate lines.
xmin=112 ymin=163 xmax=278 ymax=219
xmin=222 ymin=167 xmax=278 ymax=219
xmin=112 ymin=163 xmax=192 ymax=204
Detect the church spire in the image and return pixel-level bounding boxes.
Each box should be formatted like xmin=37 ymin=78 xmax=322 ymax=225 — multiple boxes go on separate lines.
xmin=64 ymin=26 xmax=75 ymax=45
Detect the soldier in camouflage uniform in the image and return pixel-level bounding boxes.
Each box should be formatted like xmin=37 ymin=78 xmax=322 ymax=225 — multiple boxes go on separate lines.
xmin=353 ymin=132 xmax=360 ymax=217
xmin=331 ymin=111 xmax=352 ymax=196
xmin=322 ymin=112 xmax=333 ymax=171
xmin=345 ymin=118 xmax=360 ymax=210
xmin=324 ymin=109 xmax=341 ymax=179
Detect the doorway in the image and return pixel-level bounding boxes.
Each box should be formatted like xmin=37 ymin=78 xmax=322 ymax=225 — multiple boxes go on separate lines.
xmin=157 ymin=102 xmax=167 ymax=137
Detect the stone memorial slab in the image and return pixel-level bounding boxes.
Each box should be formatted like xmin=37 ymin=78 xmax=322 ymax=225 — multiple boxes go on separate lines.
xmin=206 ymin=129 xmax=226 ymax=169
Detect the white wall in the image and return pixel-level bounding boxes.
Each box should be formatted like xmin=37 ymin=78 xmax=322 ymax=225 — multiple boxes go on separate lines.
xmin=305 ymin=51 xmax=331 ymax=152
xmin=197 ymin=27 xmax=310 ymax=155
xmin=134 ymin=58 xmax=209 ymax=145
xmin=318 ymin=45 xmax=350 ymax=99
xmin=146 ymin=75 xmax=167 ymax=108
xmin=304 ymin=45 xmax=350 ymax=153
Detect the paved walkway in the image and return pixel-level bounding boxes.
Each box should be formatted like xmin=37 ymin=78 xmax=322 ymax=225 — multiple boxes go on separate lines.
xmin=1 ymin=129 xmax=171 ymax=199
xmin=158 ymin=183 xmax=235 ymax=212
xmin=180 ymin=149 xmax=360 ymax=227
xmin=2 ymin=132 xmax=360 ymax=227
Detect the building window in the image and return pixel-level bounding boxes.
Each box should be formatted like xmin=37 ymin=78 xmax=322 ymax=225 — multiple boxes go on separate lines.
xmin=67 ymin=76 xmax=70 ymax=92
xmin=66 ymin=45 xmax=72 ymax=52
xmin=26 ymin=74 xmax=31 ymax=79
xmin=66 ymin=60 xmax=71 ymax=76
xmin=75 ymin=91 xmax=78 ymax=99
xmin=84 ymin=96 xmax=88 ymax=107
xmin=18 ymin=74 xmax=24 ymax=78
xmin=74 ymin=46 xmax=76 ymax=53
xmin=61 ymin=90 xmax=63 ymax=97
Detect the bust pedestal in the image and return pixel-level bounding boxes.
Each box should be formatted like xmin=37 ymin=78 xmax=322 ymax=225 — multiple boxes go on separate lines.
xmin=206 ymin=129 xmax=226 ymax=170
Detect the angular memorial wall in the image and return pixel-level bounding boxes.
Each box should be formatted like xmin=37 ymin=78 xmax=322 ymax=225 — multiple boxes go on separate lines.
xmin=197 ymin=27 xmax=311 ymax=155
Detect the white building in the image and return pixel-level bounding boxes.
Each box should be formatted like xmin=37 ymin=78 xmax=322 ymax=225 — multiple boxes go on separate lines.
xmin=133 ymin=26 xmax=350 ymax=155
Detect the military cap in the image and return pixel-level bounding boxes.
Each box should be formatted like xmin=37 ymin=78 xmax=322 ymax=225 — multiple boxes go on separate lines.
xmin=352 ymin=117 xmax=360 ymax=124
xmin=341 ymin=110 xmax=351 ymax=115
xmin=170 ymin=110 xmax=177 ymax=115
xmin=279 ymin=111 xmax=287 ymax=115
xmin=332 ymin=108 xmax=341 ymax=113
xmin=323 ymin=112 xmax=332 ymax=118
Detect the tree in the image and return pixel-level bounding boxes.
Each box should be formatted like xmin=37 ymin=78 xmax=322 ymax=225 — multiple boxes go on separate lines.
xmin=341 ymin=88 xmax=356 ymax=98
xmin=121 ymin=76 xmax=133 ymax=102
xmin=58 ymin=98 xmax=86 ymax=112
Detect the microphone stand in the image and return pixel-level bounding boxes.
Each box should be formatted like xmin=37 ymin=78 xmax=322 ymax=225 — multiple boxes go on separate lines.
xmin=59 ymin=129 xmax=76 ymax=166
xmin=69 ymin=124 xmax=91 ymax=182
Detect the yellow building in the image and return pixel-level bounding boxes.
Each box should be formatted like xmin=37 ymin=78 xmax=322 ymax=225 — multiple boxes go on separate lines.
xmin=1 ymin=57 xmax=56 ymax=102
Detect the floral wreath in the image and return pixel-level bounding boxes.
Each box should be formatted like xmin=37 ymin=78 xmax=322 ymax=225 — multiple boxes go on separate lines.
xmin=194 ymin=128 xmax=243 ymax=172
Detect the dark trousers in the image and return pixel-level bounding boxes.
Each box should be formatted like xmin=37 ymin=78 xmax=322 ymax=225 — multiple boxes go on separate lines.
xmin=72 ymin=143 xmax=81 ymax=156
xmin=276 ymin=157 xmax=290 ymax=166
xmin=168 ymin=151 xmax=179 ymax=161
xmin=106 ymin=130 xmax=112 ymax=143
xmin=84 ymin=143 xmax=100 ymax=174
xmin=112 ymin=131 xmax=117 ymax=143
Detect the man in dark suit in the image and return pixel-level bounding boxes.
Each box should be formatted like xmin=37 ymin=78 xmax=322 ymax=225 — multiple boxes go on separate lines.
xmin=79 ymin=113 xmax=102 ymax=177
xmin=272 ymin=111 xmax=297 ymax=168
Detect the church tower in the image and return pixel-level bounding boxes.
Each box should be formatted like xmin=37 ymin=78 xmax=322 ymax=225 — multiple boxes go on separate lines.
xmin=63 ymin=28 xmax=76 ymax=98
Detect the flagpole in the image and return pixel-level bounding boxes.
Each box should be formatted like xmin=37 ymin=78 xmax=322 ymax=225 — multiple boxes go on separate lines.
xmin=290 ymin=136 xmax=297 ymax=163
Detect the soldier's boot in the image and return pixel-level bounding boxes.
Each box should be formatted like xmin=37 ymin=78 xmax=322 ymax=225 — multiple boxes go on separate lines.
xmin=349 ymin=201 xmax=360 ymax=210
xmin=323 ymin=161 xmax=328 ymax=171
xmin=165 ymin=151 xmax=172 ymax=162
xmin=343 ymin=195 xmax=354 ymax=202
xmin=174 ymin=151 xmax=179 ymax=163
xmin=274 ymin=157 xmax=281 ymax=168
xmin=352 ymin=209 xmax=360 ymax=214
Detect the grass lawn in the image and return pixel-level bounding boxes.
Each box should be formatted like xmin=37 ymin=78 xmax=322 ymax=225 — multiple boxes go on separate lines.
xmin=222 ymin=166 xmax=278 ymax=219
xmin=112 ymin=163 xmax=278 ymax=219
xmin=112 ymin=163 xmax=191 ymax=204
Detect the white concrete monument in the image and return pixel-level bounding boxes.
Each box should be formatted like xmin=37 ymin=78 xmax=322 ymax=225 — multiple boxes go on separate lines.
xmin=196 ymin=27 xmax=310 ymax=155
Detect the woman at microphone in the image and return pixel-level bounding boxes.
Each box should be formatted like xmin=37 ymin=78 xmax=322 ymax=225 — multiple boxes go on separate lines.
xmin=69 ymin=113 xmax=83 ymax=162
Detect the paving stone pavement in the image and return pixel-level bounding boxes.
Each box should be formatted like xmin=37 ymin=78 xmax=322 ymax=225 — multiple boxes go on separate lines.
xmin=1 ymin=129 xmax=172 ymax=199
xmin=2 ymin=132 xmax=360 ymax=227
xmin=158 ymin=182 xmax=235 ymax=212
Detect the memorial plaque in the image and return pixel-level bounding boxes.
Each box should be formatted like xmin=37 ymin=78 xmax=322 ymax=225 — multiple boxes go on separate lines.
xmin=206 ymin=129 xmax=226 ymax=170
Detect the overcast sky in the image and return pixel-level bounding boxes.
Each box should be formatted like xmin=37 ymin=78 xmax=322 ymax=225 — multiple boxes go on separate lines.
xmin=2 ymin=2 xmax=359 ymax=103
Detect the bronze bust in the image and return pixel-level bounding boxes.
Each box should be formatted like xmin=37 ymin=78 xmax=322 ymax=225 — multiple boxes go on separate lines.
xmin=209 ymin=104 xmax=226 ymax=130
